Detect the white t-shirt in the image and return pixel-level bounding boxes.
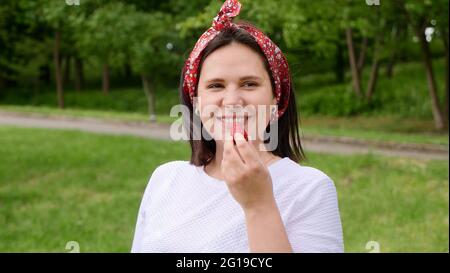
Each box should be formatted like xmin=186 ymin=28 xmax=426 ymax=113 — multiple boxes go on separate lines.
xmin=131 ymin=157 xmax=344 ymax=253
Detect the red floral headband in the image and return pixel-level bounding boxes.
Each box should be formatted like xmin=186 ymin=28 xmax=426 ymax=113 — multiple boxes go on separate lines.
xmin=182 ymin=0 xmax=291 ymax=118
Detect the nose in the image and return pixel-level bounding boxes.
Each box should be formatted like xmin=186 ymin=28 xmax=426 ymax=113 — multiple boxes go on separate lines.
xmin=221 ymin=86 xmax=244 ymax=108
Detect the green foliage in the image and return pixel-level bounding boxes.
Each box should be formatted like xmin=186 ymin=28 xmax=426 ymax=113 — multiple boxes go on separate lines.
xmin=298 ymin=59 xmax=447 ymax=118
xmin=282 ymin=0 xmax=343 ymax=57
xmin=1 ymin=59 xmax=446 ymax=119
xmin=76 ymin=2 xmax=137 ymax=67
xmin=300 ymin=85 xmax=373 ymax=116
xmin=127 ymin=11 xmax=180 ymax=78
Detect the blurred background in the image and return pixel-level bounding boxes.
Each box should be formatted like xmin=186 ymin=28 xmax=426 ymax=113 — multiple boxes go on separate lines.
xmin=0 ymin=0 xmax=448 ymax=252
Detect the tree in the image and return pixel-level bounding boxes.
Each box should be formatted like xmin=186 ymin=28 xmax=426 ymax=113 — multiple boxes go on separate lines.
xmin=402 ymin=0 xmax=448 ymax=130
xmin=39 ymin=0 xmax=81 ymax=108
xmin=128 ymin=11 xmax=180 ymax=122
xmin=76 ymin=2 xmax=135 ymax=95
xmin=0 ymin=0 xmax=50 ymax=90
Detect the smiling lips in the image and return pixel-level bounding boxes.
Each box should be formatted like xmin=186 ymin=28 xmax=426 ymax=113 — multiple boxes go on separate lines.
xmin=215 ymin=111 xmax=249 ymax=141
xmin=230 ymin=112 xmax=248 ymax=141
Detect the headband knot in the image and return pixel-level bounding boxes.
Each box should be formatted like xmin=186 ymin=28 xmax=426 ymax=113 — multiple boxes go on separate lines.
xmin=212 ymin=0 xmax=241 ymax=31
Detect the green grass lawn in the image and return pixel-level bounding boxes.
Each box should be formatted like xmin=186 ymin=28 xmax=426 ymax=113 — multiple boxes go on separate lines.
xmin=0 ymin=126 xmax=448 ymax=252
xmin=301 ymin=115 xmax=449 ymax=146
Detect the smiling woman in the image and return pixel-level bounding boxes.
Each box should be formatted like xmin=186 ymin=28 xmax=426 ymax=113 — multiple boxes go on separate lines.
xmin=131 ymin=0 xmax=344 ymax=253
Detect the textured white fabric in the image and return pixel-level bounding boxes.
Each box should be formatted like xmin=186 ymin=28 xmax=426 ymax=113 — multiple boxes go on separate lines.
xmin=131 ymin=158 xmax=344 ymax=253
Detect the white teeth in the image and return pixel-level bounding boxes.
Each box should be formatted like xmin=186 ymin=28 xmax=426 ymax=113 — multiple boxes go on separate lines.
xmin=216 ymin=117 xmax=245 ymax=123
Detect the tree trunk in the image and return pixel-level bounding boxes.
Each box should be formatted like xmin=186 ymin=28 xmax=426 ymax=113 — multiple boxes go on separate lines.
xmin=357 ymin=37 xmax=368 ymax=75
xmin=366 ymin=54 xmax=380 ymax=103
xmin=102 ymin=63 xmax=110 ymax=95
xmin=385 ymin=24 xmax=401 ymax=78
xmin=401 ymin=1 xmax=446 ymax=130
xmin=53 ymin=31 xmax=64 ymax=109
xmin=345 ymin=28 xmax=362 ymax=97
xmin=141 ymin=74 xmax=157 ymax=122
xmin=335 ymin=41 xmax=345 ymax=83
xmin=385 ymin=52 xmax=396 ymax=78
xmin=366 ymin=35 xmax=382 ymax=102
xmin=441 ymin=27 xmax=449 ymax=129
xmin=74 ymin=57 xmax=84 ymax=92
xmin=416 ymin=26 xmax=445 ymax=130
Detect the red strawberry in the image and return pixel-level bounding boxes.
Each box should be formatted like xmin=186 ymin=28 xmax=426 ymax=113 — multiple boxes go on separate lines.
xmin=231 ymin=116 xmax=248 ymax=142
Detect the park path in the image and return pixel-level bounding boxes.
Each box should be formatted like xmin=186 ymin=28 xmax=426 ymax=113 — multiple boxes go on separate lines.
xmin=0 ymin=110 xmax=448 ymax=160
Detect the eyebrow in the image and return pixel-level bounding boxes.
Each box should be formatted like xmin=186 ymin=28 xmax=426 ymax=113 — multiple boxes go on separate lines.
xmin=204 ymin=75 xmax=263 ymax=84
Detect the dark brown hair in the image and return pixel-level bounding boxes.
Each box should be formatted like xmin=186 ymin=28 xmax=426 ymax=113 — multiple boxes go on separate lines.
xmin=180 ymin=23 xmax=305 ymax=166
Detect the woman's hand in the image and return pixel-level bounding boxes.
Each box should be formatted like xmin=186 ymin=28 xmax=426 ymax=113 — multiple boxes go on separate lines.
xmin=221 ymin=126 xmax=293 ymax=253
xmin=221 ymin=130 xmax=276 ymax=212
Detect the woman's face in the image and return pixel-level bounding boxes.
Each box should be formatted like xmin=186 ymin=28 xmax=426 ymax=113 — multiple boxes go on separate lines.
xmin=196 ymin=42 xmax=276 ymax=143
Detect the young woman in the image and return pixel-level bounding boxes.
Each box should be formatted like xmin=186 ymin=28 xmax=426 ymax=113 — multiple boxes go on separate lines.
xmin=131 ymin=0 xmax=343 ymax=253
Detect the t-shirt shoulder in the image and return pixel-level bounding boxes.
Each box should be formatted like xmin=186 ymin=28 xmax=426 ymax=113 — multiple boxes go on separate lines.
xmin=143 ymin=160 xmax=191 ymax=190
xmin=272 ymin=158 xmax=338 ymax=207
xmin=139 ymin=160 xmax=192 ymax=206
xmin=275 ymin=157 xmax=334 ymax=185
xmin=272 ymin=158 xmax=343 ymax=252
xmin=150 ymin=160 xmax=191 ymax=178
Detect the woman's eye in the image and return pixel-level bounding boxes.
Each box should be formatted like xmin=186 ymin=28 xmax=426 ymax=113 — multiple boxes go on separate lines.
xmin=242 ymin=82 xmax=258 ymax=88
xmin=206 ymin=82 xmax=258 ymax=89
xmin=207 ymin=83 xmax=223 ymax=89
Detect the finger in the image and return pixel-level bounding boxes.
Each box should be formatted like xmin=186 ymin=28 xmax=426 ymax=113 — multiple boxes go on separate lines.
xmin=223 ymin=133 xmax=233 ymax=159
xmin=233 ymin=132 xmax=260 ymax=163
xmin=223 ymin=134 xmax=244 ymax=166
